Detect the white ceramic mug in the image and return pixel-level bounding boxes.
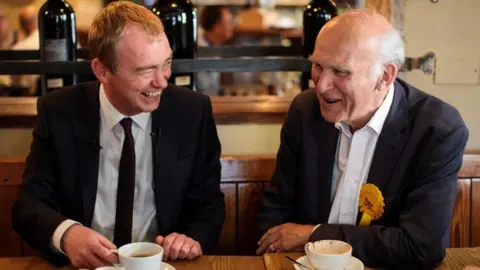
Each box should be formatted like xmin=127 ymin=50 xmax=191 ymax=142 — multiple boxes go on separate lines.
xmin=305 ymin=240 xmax=352 ymax=270
xmin=112 ymin=242 xmax=164 ymax=270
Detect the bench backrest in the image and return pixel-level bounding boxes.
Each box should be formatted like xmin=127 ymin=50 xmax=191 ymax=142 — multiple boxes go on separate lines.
xmin=0 ymin=154 xmax=479 ymax=257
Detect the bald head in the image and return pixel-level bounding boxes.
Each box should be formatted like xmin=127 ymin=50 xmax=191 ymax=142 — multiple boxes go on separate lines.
xmin=315 ymin=8 xmax=404 ymax=76
xmin=320 ymin=9 xmax=391 ymax=43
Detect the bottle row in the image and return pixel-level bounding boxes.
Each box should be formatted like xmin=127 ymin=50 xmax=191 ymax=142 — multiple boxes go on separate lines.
xmin=38 ymin=0 xmax=337 ymax=94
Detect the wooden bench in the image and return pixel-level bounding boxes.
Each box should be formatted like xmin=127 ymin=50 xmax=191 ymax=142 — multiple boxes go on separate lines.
xmin=0 ymin=154 xmax=479 ymax=258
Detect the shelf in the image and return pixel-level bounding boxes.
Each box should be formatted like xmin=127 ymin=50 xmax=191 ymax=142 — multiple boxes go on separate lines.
xmin=0 ymin=95 xmax=293 ymax=127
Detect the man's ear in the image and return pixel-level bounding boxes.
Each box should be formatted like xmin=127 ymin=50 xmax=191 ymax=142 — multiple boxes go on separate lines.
xmin=374 ymin=62 xmax=397 ymax=91
xmin=381 ymin=62 xmax=398 ymax=88
xmin=91 ymin=58 xmax=109 ymax=85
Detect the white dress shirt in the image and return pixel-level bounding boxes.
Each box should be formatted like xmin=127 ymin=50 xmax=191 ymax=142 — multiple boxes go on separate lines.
xmin=327 ymin=83 xmax=395 ymax=225
xmin=51 ymin=84 xmax=157 ymax=252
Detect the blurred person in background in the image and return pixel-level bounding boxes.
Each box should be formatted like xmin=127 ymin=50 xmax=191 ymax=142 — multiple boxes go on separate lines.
xmin=10 ymin=5 xmax=40 ymax=96
xmin=0 ymin=9 xmax=17 ymax=91
xmin=0 ymin=9 xmax=18 ymax=50
xmin=197 ymin=5 xmax=234 ymax=95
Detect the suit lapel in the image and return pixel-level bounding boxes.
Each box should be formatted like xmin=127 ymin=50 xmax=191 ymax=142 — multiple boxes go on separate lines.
xmin=72 ymin=82 xmax=101 ymax=226
xmin=312 ymin=100 xmax=339 ymax=220
xmin=367 ymin=81 xmax=410 ymax=193
xmin=151 ymin=86 xmax=178 ymax=234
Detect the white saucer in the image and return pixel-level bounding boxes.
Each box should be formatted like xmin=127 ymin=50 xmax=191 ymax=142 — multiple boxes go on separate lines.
xmin=294 ymin=255 xmax=364 ymax=270
xmin=162 ymin=261 xmax=176 ymax=270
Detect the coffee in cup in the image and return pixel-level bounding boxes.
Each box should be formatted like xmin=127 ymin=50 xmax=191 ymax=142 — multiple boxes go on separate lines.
xmin=113 ymin=242 xmax=163 ymax=270
xmin=305 ymin=240 xmax=352 ymax=270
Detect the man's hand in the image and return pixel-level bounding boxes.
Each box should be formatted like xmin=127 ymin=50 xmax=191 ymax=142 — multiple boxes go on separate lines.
xmin=464 ymin=267 xmax=480 ymax=270
xmin=256 ymin=223 xmax=315 ymax=255
xmin=62 ymin=224 xmax=118 ymax=269
xmin=156 ymin=233 xmax=202 ymax=261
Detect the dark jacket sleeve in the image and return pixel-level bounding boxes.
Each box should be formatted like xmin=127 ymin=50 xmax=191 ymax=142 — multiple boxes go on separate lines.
xmin=256 ymin=96 xmax=302 ymax=237
xmin=309 ymin=125 xmax=469 ymax=269
xmin=11 ymin=97 xmax=70 ymax=266
xmin=181 ymin=96 xmax=225 ymax=253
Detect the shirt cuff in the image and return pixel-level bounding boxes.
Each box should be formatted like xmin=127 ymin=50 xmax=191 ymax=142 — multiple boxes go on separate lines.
xmin=310 ymin=224 xmax=321 ymax=235
xmin=51 ymin=219 xmax=81 ymax=254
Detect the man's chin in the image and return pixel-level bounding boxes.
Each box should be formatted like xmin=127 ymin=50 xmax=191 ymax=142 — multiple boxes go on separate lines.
xmin=140 ymin=105 xmax=159 ymax=113
xmin=320 ymin=110 xmax=342 ymax=123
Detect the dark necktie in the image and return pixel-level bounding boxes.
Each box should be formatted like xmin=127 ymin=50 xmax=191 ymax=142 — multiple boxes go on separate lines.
xmin=114 ymin=117 xmax=135 ymax=247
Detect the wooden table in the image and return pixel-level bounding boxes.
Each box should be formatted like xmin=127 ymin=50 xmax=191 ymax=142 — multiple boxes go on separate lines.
xmin=263 ymin=248 xmax=480 ymax=270
xmin=0 ymin=255 xmax=265 ymax=270
xmin=263 ymin=253 xmax=373 ymax=270
xmin=1 ymin=249 xmax=480 ymax=270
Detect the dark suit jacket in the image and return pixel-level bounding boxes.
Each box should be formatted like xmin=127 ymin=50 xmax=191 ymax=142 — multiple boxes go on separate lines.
xmin=11 ymin=81 xmax=225 ymax=266
xmin=257 ymin=78 xmax=469 ymax=269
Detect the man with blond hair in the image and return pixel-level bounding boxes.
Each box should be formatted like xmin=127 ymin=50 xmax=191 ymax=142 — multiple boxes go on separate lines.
xmin=257 ymin=8 xmax=468 ymax=269
xmin=12 ymin=2 xmax=225 ymax=269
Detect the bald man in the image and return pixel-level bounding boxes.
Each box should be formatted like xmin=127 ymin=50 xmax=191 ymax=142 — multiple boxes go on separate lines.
xmin=256 ymin=9 xmax=468 ymax=269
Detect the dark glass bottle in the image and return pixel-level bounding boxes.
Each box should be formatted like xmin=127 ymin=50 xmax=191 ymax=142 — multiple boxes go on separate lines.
xmin=151 ymin=0 xmax=197 ymax=91
xmin=301 ymin=0 xmax=337 ymax=90
xmin=38 ymin=0 xmax=77 ymax=94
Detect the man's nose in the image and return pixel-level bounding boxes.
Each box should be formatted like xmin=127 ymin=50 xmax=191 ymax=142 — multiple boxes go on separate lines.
xmin=314 ymin=70 xmax=334 ymax=94
xmin=151 ymin=69 xmax=168 ymax=89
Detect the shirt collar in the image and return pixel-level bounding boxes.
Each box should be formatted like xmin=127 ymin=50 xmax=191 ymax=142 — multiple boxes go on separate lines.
xmin=365 ymin=82 xmax=395 ymax=134
xmin=334 ymin=83 xmax=395 ymax=136
xmin=99 ymin=84 xmax=150 ymax=130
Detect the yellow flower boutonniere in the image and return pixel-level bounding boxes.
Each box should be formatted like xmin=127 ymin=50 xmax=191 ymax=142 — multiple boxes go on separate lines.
xmin=359 ymin=183 xmax=385 ymax=226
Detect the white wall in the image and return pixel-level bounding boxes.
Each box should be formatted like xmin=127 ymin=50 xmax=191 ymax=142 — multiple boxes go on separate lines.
xmin=403 ymin=0 xmax=480 ymax=151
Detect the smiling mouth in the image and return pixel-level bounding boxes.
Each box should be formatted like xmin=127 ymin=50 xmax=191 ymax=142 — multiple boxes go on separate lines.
xmin=323 ymin=97 xmax=341 ymax=104
xmin=141 ymin=91 xmax=161 ymax=97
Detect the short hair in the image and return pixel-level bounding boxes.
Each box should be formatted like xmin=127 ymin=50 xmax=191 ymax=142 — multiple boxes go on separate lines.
xmin=200 ymin=5 xmax=226 ymax=31
xmin=371 ymin=27 xmax=405 ymax=78
xmin=88 ymin=1 xmax=164 ymax=72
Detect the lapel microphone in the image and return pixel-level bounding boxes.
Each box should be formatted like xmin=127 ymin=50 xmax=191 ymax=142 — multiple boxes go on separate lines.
xmin=90 ymin=140 xmax=103 ymax=151
xmin=150 ymin=128 xmax=161 ymax=140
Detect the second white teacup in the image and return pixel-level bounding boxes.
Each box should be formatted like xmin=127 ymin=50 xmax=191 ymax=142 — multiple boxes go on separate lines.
xmin=113 ymin=242 xmax=163 ymax=270
xmin=305 ymin=240 xmax=352 ymax=270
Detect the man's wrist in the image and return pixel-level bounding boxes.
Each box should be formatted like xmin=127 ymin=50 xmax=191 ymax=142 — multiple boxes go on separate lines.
xmin=51 ymin=219 xmax=81 ymax=254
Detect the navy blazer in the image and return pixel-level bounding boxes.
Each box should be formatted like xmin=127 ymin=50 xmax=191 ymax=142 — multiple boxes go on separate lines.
xmin=257 ymin=78 xmax=469 ymax=269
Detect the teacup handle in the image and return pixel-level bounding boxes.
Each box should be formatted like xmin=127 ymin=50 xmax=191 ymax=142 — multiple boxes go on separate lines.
xmin=305 ymin=242 xmax=313 ymax=254
xmin=110 ymin=249 xmax=119 ymax=254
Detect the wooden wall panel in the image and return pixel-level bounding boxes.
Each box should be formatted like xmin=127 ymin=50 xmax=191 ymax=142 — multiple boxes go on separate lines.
xmin=0 ymin=186 xmax=21 ymax=257
xmin=221 ymin=155 xmax=276 ymax=182
xmin=0 ymin=160 xmax=25 ymax=257
xmin=214 ymin=184 xmax=236 ymax=255
xmin=0 ymin=154 xmax=479 ymax=258
xmin=21 ymin=242 xmax=40 ymax=257
xmin=470 ymin=178 xmax=480 ymax=247
xmin=450 ymin=179 xmax=471 ymax=248
xmin=459 ymin=155 xmax=480 ymax=178
xmin=237 ymin=183 xmax=264 ymax=255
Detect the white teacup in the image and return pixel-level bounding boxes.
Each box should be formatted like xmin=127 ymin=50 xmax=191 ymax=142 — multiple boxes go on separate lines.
xmin=113 ymin=242 xmax=164 ymax=270
xmin=305 ymin=240 xmax=352 ymax=270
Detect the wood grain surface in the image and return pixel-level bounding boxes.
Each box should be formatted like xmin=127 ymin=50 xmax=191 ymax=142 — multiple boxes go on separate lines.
xmin=264 ymin=249 xmax=480 ymax=270
xmin=1 ymin=154 xmax=480 ymax=258
xmin=0 ymin=255 xmax=265 ymax=270
xmin=0 ymin=96 xmax=293 ymax=126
